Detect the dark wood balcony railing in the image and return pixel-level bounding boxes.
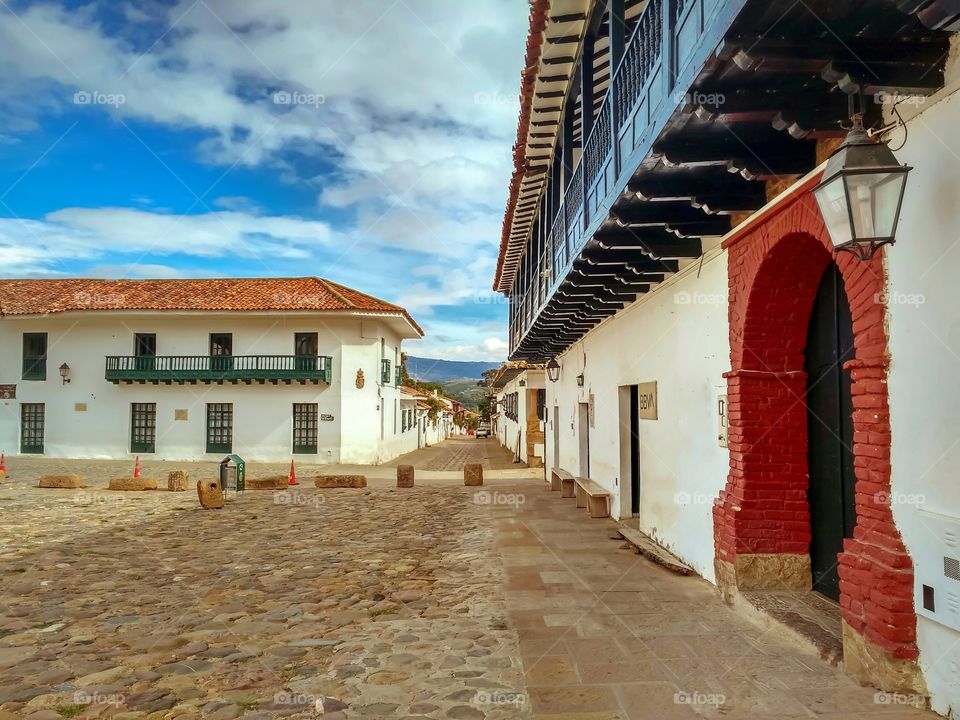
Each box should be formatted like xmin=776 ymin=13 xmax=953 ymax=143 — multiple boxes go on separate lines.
xmin=105 ymin=355 xmax=333 ymax=384
xmin=509 ymin=0 xmax=749 ymax=356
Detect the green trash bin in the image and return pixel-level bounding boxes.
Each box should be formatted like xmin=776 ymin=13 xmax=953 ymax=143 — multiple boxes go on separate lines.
xmin=219 ymin=454 xmax=245 ymax=494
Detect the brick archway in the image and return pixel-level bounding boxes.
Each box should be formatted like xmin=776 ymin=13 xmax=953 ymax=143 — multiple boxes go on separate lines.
xmin=713 ymin=189 xmax=924 ymax=692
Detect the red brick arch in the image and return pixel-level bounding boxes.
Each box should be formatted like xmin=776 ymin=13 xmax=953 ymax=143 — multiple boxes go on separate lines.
xmin=713 ymin=189 xmax=920 ymax=671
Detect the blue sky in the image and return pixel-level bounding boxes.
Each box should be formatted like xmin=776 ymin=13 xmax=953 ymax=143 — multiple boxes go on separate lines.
xmin=0 ymin=0 xmax=527 ymax=359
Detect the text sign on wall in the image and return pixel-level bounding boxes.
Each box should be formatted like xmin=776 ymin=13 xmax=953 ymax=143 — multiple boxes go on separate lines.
xmin=0 ymin=385 xmax=15 ymax=400
xmin=637 ymin=381 xmax=658 ymax=420
xmin=320 ymin=414 xmax=335 ymax=422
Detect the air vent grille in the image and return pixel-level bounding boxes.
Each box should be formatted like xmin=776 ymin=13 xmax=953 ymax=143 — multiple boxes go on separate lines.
xmin=945 ymin=556 xmax=960 ymax=581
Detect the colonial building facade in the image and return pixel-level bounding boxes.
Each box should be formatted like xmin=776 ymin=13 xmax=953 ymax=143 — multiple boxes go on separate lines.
xmin=490 ymin=364 xmax=546 ymax=467
xmin=0 ymin=277 xmax=423 ymax=464
xmin=495 ymin=0 xmax=960 ymax=713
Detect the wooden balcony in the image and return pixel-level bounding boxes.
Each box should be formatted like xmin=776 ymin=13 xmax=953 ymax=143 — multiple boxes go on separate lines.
xmin=505 ymin=0 xmax=954 ymax=360
xmin=105 ymin=355 xmax=333 ymax=385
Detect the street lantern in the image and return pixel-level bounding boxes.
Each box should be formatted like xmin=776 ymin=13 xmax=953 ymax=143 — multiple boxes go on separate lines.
xmin=546 ymin=358 xmax=560 ymax=383
xmin=59 ymin=363 xmax=71 ymax=384
xmin=813 ymin=116 xmax=911 ymax=261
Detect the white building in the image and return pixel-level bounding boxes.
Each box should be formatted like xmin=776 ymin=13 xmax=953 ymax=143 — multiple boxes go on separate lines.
xmin=0 ymin=277 xmax=423 ymax=464
xmin=495 ymin=0 xmax=960 ymax=712
xmin=490 ymin=364 xmax=545 ymax=467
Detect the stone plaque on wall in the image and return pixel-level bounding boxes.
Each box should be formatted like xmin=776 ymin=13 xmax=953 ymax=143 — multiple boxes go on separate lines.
xmin=638 ymin=381 xmax=658 ymax=420
xmin=0 ymin=385 xmax=15 ymax=400
xmin=74 ymin=403 xmax=87 ymax=412
xmin=175 ymin=409 xmax=189 ymax=421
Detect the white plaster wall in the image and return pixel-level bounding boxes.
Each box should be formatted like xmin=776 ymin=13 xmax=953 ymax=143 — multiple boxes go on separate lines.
xmin=0 ymin=312 xmax=412 ymax=464
xmin=544 ymin=252 xmax=730 ymax=581
xmin=886 ymin=82 xmax=960 ymax=718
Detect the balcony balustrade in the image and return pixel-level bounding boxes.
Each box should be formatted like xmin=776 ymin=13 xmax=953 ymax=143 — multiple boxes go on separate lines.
xmin=104 ymin=355 xmax=334 ymax=384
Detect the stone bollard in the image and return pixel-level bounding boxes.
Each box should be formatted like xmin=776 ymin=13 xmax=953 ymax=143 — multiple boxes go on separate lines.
xmin=38 ymin=474 xmax=84 ymax=489
xmin=108 ymin=477 xmax=158 ymax=491
xmin=197 ymin=479 xmax=225 ymax=509
xmin=397 ymin=465 xmax=414 ymax=489
xmin=314 ymin=475 xmax=367 ymax=489
xmin=464 ymin=464 xmax=483 ymax=487
xmin=167 ymin=470 xmax=189 ymax=492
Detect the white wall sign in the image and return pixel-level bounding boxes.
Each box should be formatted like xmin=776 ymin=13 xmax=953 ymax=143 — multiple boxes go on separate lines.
xmin=638 ymin=381 xmax=657 ymax=420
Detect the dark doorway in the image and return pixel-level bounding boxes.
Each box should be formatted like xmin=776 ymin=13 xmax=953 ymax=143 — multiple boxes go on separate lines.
xmin=134 ymin=333 xmax=156 ymax=371
xmin=805 ymin=263 xmax=856 ymax=601
xmin=630 ymin=385 xmax=640 ymax=515
xmin=295 ymin=332 xmax=319 ymax=372
xmin=578 ymin=402 xmax=590 ymax=477
xmin=210 ymin=333 xmax=233 ymax=373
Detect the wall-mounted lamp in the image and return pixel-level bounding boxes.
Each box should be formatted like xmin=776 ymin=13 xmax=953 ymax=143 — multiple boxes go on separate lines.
xmin=813 ymin=113 xmax=911 ymax=261
xmin=576 ymin=373 xmax=584 ymax=387
xmin=546 ymin=358 xmax=560 ymax=383
xmin=59 ymin=363 xmax=71 ymax=385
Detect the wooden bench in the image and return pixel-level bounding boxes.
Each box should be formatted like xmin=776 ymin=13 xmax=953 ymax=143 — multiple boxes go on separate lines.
xmin=575 ymin=477 xmax=611 ymax=518
xmin=551 ymin=468 xmax=575 ymax=496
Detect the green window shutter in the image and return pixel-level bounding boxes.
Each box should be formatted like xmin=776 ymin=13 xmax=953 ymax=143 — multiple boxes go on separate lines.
xmin=22 ymin=333 xmax=48 ymax=381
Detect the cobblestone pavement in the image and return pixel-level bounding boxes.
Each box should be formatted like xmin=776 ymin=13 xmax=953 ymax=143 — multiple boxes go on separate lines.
xmin=0 ymin=471 xmax=938 ymax=719
xmin=386 ymin=438 xmax=525 ymax=472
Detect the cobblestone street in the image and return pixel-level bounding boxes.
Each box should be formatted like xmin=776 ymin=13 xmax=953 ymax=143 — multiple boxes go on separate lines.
xmin=0 ymin=468 xmax=937 ymax=719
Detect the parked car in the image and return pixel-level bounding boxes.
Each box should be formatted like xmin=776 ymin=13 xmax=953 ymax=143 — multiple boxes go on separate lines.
xmin=475 ymin=424 xmax=490 ymax=438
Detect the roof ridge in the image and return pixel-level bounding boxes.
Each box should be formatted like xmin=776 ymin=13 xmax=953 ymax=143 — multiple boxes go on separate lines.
xmin=316 ymin=277 xmax=355 ymax=308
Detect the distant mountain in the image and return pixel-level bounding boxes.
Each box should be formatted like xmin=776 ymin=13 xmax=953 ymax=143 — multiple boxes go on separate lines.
xmin=405 ymin=356 xmax=500 ymax=383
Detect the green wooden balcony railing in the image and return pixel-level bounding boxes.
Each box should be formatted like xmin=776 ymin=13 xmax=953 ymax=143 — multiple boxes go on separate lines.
xmin=105 ymin=355 xmax=333 ymax=384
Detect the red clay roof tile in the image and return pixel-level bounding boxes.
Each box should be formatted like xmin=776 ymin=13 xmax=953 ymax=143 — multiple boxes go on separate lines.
xmin=0 ymin=277 xmax=423 ymax=335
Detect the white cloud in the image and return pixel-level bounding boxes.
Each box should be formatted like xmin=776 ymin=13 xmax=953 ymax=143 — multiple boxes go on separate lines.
xmin=0 ymin=0 xmax=526 ymax=359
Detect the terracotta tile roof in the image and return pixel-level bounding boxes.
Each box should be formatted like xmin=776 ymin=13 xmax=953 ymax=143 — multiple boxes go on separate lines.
xmin=0 ymin=277 xmax=423 ymax=335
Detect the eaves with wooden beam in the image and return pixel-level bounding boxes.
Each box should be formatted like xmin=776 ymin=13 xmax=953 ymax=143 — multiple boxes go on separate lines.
xmin=494 ymin=0 xmax=956 ymax=362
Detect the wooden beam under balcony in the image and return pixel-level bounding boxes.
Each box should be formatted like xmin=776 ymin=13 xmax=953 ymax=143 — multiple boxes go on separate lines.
xmin=590 ymin=231 xmax=704 ymax=259
xmin=654 ymin=129 xmax=816 ymax=180
xmin=576 ymin=253 xmax=680 ymax=273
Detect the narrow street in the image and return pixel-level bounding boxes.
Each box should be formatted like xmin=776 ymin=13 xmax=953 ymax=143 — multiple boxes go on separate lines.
xmin=386 ymin=436 xmax=526 ymax=471
xmin=0 ymin=467 xmax=933 ymax=719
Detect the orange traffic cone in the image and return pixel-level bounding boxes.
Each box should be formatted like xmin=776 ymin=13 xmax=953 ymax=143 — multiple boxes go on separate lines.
xmin=133 ymin=456 xmax=141 ymax=479
xmin=288 ymin=459 xmax=298 ymax=486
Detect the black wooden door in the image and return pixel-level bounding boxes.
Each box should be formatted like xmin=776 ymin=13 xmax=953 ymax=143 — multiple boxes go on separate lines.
xmin=805 ymin=264 xmax=856 ymax=601
xmin=630 ymin=385 xmax=640 ymax=515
